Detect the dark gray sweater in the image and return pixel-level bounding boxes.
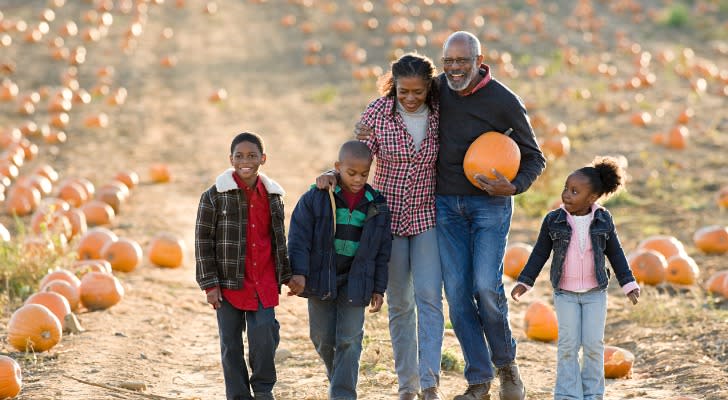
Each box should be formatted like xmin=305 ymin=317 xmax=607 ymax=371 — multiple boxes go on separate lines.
xmin=436 ymin=70 xmax=546 ymax=196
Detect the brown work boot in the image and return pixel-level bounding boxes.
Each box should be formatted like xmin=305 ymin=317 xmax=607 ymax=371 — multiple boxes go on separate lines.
xmin=497 ymin=362 xmax=525 ymax=400
xmin=421 ymin=387 xmax=442 ymax=400
xmin=399 ymin=392 xmax=418 ymax=400
xmin=453 ymin=382 xmax=491 ymax=400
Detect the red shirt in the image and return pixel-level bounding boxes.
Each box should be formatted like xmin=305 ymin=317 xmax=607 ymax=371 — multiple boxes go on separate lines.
xmin=341 ymin=187 xmax=365 ymax=211
xmin=221 ymin=172 xmax=278 ymax=311
xmin=463 ymin=64 xmax=492 ymax=96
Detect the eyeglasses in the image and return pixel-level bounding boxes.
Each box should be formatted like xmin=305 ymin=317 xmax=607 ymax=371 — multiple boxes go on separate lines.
xmin=441 ymin=57 xmax=475 ymax=66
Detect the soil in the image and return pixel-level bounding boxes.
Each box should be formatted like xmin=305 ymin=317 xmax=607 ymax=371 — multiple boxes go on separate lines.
xmin=1 ymin=1 xmax=727 ymax=399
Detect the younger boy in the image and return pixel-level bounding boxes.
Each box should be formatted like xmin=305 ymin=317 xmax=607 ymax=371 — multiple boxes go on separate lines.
xmin=287 ymin=140 xmax=392 ymax=400
xmin=195 ymin=132 xmax=293 ymax=400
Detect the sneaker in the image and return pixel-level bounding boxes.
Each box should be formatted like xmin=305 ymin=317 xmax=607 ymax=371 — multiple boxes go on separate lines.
xmin=497 ymin=362 xmax=525 ymax=400
xmin=421 ymin=387 xmax=442 ymax=400
xmin=399 ymin=392 xmax=418 ymax=400
xmin=453 ymin=382 xmax=491 ymax=400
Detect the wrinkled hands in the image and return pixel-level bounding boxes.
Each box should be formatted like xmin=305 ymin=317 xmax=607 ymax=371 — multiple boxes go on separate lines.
xmin=287 ymin=275 xmax=306 ymax=296
xmin=510 ymin=284 xmax=527 ymax=302
xmin=315 ymin=172 xmax=337 ymax=190
xmin=369 ymin=293 xmax=384 ymax=313
xmin=627 ymin=288 xmax=640 ymax=305
xmin=474 ymin=170 xmax=516 ymax=196
xmin=206 ymin=286 xmax=222 ymax=310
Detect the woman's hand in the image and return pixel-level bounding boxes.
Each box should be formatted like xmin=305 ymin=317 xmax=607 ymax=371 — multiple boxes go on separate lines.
xmin=510 ymin=284 xmax=527 ymax=302
xmin=315 ymin=173 xmax=337 ymax=190
xmin=354 ymin=121 xmax=372 ymax=140
xmin=627 ymin=288 xmax=640 ymax=305
xmin=369 ymin=293 xmax=384 ymax=313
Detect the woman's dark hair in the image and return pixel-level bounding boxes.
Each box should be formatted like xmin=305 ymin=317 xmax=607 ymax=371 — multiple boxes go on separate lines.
xmin=576 ymin=156 xmax=626 ymax=198
xmin=230 ymin=132 xmax=265 ymax=154
xmin=377 ymin=53 xmax=439 ymax=110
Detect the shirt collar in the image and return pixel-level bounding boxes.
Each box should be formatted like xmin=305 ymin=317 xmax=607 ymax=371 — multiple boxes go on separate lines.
xmin=462 ymin=64 xmax=492 ymax=96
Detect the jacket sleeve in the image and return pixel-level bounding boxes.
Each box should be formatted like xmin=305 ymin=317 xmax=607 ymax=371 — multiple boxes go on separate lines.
xmin=287 ymin=190 xmax=315 ymax=277
xmin=195 ymin=189 xmax=220 ymax=290
xmin=277 ymin=198 xmax=293 ymax=285
xmin=373 ymin=204 xmax=392 ymax=294
xmin=502 ymin=98 xmax=546 ymax=195
xmin=603 ymin=218 xmax=637 ymax=287
xmin=516 ymin=215 xmax=552 ymax=286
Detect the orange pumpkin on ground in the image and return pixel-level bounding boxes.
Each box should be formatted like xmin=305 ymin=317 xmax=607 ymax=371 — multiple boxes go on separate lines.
xmin=34 ymin=164 xmax=59 ymax=183
xmin=76 ymin=227 xmax=118 ymax=260
xmin=718 ymin=186 xmax=728 ymax=209
xmin=101 ymin=238 xmax=143 ymax=273
xmin=604 ymin=345 xmax=635 ymax=378
xmin=636 ymin=235 xmax=686 ymax=260
xmin=628 ymin=249 xmax=667 ymax=286
xmin=24 ymin=291 xmax=71 ymax=329
xmin=57 ymin=181 xmax=88 ymax=207
xmin=39 ymin=268 xmax=81 ymax=292
xmin=148 ymin=233 xmax=185 ymax=268
xmin=504 ymin=242 xmax=533 ymax=280
xmin=149 ymin=163 xmax=172 ymax=183
xmin=80 ymin=271 xmax=124 ymax=310
xmin=72 ymin=259 xmax=113 ymax=276
xmin=42 ymin=279 xmax=80 ymax=312
xmin=524 ymin=300 xmax=558 ymax=342
xmin=0 ymin=355 xmax=22 ymax=399
xmin=30 ymin=210 xmax=73 ymax=240
xmin=5 ymin=185 xmax=41 ymax=216
xmin=665 ymin=254 xmax=699 ymax=285
xmin=463 ymin=130 xmax=521 ymax=186
xmin=94 ymin=186 xmax=124 ymax=214
xmin=80 ymin=200 xmax=116 ymax=226
xmin=693 ymin=226 xmax=728 ymax=254
xmin=62 ymin=208 xmax=87 ymax=239
xmin=705 ymin=270 xmax=728 ymax=298
xmin=6 ymin=304 xmax=62 ymax=352
xmin=114 ymin=170 xmax=139 ymax=190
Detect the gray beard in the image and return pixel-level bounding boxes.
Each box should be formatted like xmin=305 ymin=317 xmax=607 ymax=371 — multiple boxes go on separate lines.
xmin=445 ymin=63 xmax=480 ymax=92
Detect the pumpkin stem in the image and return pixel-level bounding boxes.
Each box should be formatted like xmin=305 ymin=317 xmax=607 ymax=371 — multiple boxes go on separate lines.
xmin=504 ymin=128 xmax=514 ymax=136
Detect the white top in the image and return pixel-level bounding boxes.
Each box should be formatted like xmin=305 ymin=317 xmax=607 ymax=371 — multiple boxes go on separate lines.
xmin=572 ymin=213 xmax=592 ymax=253
xmin=396 ymin=101 xmax=428 ymax=151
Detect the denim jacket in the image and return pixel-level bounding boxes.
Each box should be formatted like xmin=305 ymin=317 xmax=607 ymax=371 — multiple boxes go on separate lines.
xmin=517 ymin=206 xmax=636 ymax=290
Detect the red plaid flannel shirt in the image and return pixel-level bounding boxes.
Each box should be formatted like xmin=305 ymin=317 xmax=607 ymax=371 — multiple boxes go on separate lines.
xmin=360 ymin=96 xmax=439 ymax=237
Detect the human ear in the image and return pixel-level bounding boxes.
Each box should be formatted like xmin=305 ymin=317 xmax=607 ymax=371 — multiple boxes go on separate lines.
xmin=259 ymin=153 xmax=266 ymax=165
xmin=334 ymin=161 xmax=341 ymax=173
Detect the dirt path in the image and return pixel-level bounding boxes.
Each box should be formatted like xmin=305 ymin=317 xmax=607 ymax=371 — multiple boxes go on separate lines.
xmin=1 ymin=1 xmax=727 ymax=399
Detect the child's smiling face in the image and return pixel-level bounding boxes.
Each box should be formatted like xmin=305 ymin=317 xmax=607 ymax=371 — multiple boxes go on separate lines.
xmin=229 ymin=141 xmax=265 ymax=186
xmin=561 ymin=172 xmax=600 ymax=216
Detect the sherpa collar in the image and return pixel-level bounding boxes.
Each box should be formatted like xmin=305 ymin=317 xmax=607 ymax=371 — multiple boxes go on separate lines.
xmin=215 ymin=168 xmax=285 ymax=196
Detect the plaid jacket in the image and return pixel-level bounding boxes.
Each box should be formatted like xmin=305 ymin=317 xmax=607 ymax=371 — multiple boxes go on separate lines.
xmin=360 ymin=96 xmax=439 ymax=236
xmin=195 ymin=169 xmax=291 ymax=291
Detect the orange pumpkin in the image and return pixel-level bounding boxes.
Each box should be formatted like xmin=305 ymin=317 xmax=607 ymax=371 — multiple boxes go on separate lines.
xmin=665 ymin=254 xmax=699 ymax=285
xmin=637 ymin=235 xmax=686 ymax=260
xmin=80 ymin=271 xmax=124 ymax=310
xmin=72 ymin=259 xmax=113 ymax=276
xmin=0 ymin=355 xmax=22 ymax=398
xmin=148 ymin=233 xmax=185 ymax=268
xmin=604 ymin=345 xmax=634 ymax=378
xmin=718 ymin=186 xmax=728 ymax=209
xmin=705 ymin=270 xmax=728 ymax=298
xmin=39 ymin=268 xmax=81 ymax=292
xmin=94 ymin=186 xmax=124 ymax=214
xmin=76 ymin=227 xmax=118 ymax=260
xmin=24 ymin=291 xmax=71 ymax=329
xmin=149 ymin=163 xmax=172 ymax=183
xmin=101 ymin=238 xmax=143 ymax=273
xmin=62 ymin=208 xmax=87 ymax=239
xmin=30 ymin=209 xmax=73 ymax=240
xmin=503 ymin=242 xmax=533 ymax=280
xmin=540 ymin=135 xmax=571 ymax=159
xmin=463 ymin=130 xmax=521 ymax=187
xmin=5 ymin=185 xmax=41 ymax=216
xmin=693 ymin=226 xmax=728 ymax=254
xmin=628 ymin=249 xmax=667 ymax=285
xmin=114 ymin=170 xmax=139 ymax=190
xmin=80 ymin=200 xmax=116 ymax=226
xmin=524 ymin=300 xmax=558 ymax=342
xmin=57 ymin=180 xmax=88 ymax=207
xmin=42 ymin=279 xmax=80 ymax=312
xmin=7 ymin=304 xmax=62 ymax=352
xmin=34 ymin=164 xmax=59 ymax=183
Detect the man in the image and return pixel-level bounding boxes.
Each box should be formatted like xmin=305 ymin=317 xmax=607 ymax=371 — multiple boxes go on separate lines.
xmin=436 ymin=31 xmax=545 ymax=400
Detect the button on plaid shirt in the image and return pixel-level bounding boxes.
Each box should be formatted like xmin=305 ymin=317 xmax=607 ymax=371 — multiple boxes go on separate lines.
xmin=360 ymin=96 xmax=439 ymax=237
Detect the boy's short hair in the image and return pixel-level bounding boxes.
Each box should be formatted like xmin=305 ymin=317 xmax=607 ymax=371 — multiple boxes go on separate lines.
xmin=338 ymin=140 xmax=372 ymax=162
xmin=230 ymin=132 xmax=265 ymax=154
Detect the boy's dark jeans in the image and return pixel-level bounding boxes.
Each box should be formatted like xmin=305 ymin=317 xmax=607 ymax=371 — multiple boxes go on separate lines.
xmin=217 ymin=299 xmax=280 ymax=400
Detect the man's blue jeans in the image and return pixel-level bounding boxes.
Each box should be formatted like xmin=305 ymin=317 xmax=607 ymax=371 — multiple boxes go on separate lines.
xmin=553 ymin=289 xmax=607 ymax=400
xmin=386 ymin=228 xmax=444 ymax=393
xmin=308 ymin=288 xmax=366 ymax=400
xmin=436 ymin=194 xmax=517 ymax=384
xmin=216 ymin=300 xmax=279 ymax=400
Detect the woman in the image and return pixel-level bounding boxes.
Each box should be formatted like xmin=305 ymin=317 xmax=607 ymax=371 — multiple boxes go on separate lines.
xmin=318 ymin=53 xmax=443 ymax=400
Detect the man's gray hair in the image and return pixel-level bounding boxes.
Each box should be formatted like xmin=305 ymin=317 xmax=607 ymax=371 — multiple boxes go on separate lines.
xmin=443 ymin=31 xmax=481 ymax=57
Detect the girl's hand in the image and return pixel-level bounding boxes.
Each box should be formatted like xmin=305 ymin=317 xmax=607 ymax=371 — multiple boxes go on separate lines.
xmin=510 ymin=284 xmax=527 ymax=302
xmin=206 ymin=286 xmax=222 ymax=310
xmin=627 ymin=288 xmax=640 ymax=305
xmin=369 ymin=293 xmax=384 ymax=313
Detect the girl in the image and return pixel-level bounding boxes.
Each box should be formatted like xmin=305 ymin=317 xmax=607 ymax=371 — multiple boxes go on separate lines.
xmin=510 ymin=156 xmax=640 ymax=400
